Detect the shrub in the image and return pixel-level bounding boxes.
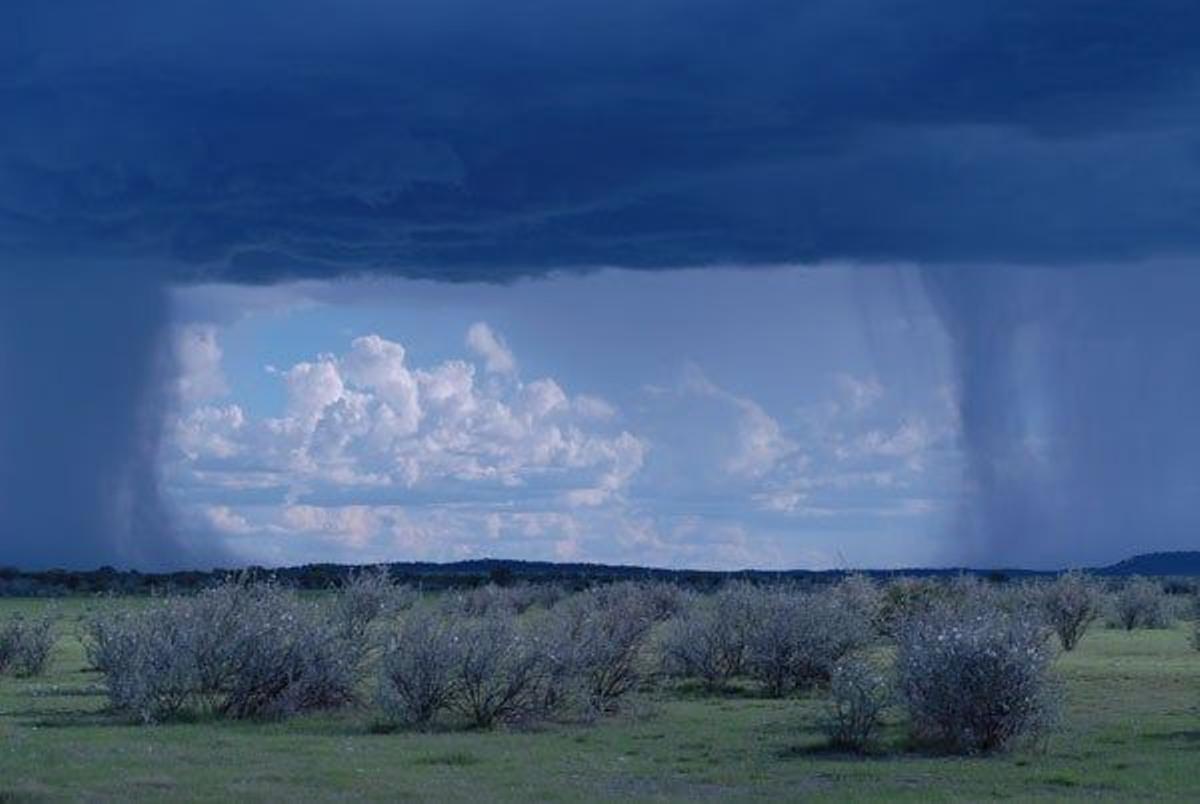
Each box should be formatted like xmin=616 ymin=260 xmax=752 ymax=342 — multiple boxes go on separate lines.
xmin=832 ymin=574 xmax=884 ymax=634
xmin=660 ymin=581 xmax=762 ymax=689
xmin=377 ymin=609 xmax=461 ymax=728
xmin=451 ymin=612 xmax=547 ymax=728
xmin=1193 ymin=596 xmax=1200 ymax=651
xmin=660 ymin=605 xmax=743 ymax=691
xmin=895 ymin=606 xmax=1059 ymax=754
xmin=334 ymin=567 xmax=411 ymax=644
xmin=877 ymin=578 xmax=948 ymax=637
xmin=544 ymin=585 xmax=654 ymax=713
xmin=81 ymin=609 xmax=135 ymax=673
xmin=98 ymin=580 xmax=357 ymax=723
xmin=219 ymin=595 xmax=356 ymax=719
xmin=102 ymin=601 xmax=199 ymax=722
xmin=1040 ymin=571 xmax=1103 ymax=651
xmin=822 ymin=656 xmax=891 ymax=752
xmin=630 ymin=581 xmax=692 ymax=622
xmin=1109 ymin=577 xmax=1172 ymax=630
xmin=452 ymin=582 xmax=563 ymax=618
xmin=0 ymin=614 xmax=57 ymax=677
xmin=745 ymin=591 xmax=872 ymax=697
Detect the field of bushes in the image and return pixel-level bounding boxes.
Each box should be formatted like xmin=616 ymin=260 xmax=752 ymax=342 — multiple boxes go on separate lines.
xmin=1 ymin=571 xmax=1198 ymax=800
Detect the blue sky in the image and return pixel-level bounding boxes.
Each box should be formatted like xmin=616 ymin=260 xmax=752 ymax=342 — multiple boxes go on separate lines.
xmin=166 ymin=266 xmax=959 ymax=569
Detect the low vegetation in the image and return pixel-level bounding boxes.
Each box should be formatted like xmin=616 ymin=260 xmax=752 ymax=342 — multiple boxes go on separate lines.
xmin=1108 ymin=576 xmax=1173 ymax=630
xmin=895 ymin=604 xmax=1060 ymax=753
xmin=0 ymin=572 xmax=1197 ymax=798
xmin=1041 ymin=570 xmax=1104 ymax=651
xmin=822 ymin=655 xmax=891 ymax=752
xmin=0 ymin=612 xmax=56 ymax=677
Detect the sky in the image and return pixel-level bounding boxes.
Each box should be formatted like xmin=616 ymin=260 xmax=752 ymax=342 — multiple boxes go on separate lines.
xmin=3 ymin=2 xmax=1200 ymax=570
xmin=165 ymin=267 xmax=958 ymax=569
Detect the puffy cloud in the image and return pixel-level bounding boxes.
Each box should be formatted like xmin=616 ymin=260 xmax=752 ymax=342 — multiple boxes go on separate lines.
xmin=280 ymin=505 xmax=379 ymax=549
xmin=680 ymin=365 xmax=798 ymax=479
xmin=659 ymin=364 xmax=956 ymax=521
xmin=169 ymin=323 xmax=643 ymax=507
xmin=203 ymin=505 xmax=259 ymax=536
xmin=836 ymin=420 xmax=934 ymax=469
xmin=174 ymin=324 xmax=228 ymax=403
xmin=466 ymin=322 xmax=516 ymax=375
xmin=174 ymin=404 xmax=245 ymax=461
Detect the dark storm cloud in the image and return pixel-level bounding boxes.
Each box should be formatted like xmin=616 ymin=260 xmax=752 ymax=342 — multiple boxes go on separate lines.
xmin=4 ymin=0 xmax=1200 ymax=274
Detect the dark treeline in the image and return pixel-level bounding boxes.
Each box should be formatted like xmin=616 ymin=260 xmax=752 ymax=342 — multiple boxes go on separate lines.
xmin=2 ymin=552 xmax=1199 ymax=597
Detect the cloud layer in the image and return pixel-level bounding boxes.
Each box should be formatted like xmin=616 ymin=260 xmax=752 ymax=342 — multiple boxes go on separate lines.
xmin=5 ymin=2 xmax=1200 ymax=276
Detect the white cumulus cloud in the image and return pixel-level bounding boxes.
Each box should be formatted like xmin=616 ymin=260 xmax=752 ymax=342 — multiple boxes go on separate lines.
xmin=466 ymin=321 xmax=516 ymax=375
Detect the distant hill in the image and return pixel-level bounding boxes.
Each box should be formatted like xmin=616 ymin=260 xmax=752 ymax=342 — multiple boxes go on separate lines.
xmin=3 ymin=551 xmax=1200 ymax=596
xmin=1095 ymin=551 xmax=1200 ymax=576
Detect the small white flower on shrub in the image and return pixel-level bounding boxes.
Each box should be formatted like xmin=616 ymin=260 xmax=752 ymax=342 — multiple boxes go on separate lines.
xmin=895 ymin=605 xmax=1060 ymax=754
xmin=0 ymin=613 xmax=56 ymax=677
xmin=822 ymin=655 xmax=891 ymax=752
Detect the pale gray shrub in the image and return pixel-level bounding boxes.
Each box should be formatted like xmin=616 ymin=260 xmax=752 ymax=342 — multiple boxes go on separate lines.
xmin=1040 ymin=571 xmax=1103 ymax=651
xmin=895 ymin=605 xmax=1059 ymax=754
xmin=377 ymin=608 xmax=461 ymax=728
xmin=103 ymin=602 xmax=199 ymax=722
xmin=332 ymin=567 xmax=418 ymax=673
xmin=946 ymin=575 xmax=1020 ymax=614
xmin=81 ymin=609 xmax=135 ymax=673
xmin=745 ymin=591 xmax=872 ymax=697
xmin=0 ymin=614 xmax=56 ymax=677
xmin=506 ymin=583 xmax=567 ymax=614
xmin=98 ymin=580 xmax=358 ymax=723
xmin=452 ymin=582 xmax=562 ymax=618
xmin=1193 ymin=596 xmax=1200 ymax=650
xmin=822 ymin=655 xmax=891 ymax=752
xmin=658 ymin=582 xmax=765 ymax=691
xmin=543 ymin=584 xmax=654 ymax=714
xmin=877 ymin=577 xmax=949 ymax=637
xmin=334 ymin=567 xmax=407 ymax=643
xmin=712 ymin=581 xmax=763 ymax=676
xmin=1164 ymin=592 xmax=1194 ymax=624
xmin=1109 ymin=577 xmax=1172 ymax=630
xmin=451 ymin=612 xmax=548 ymax=728
xmin=659 ymin=604 xmax=742 ymax=691
xmin=832 ymin=574 xmax=884 ymax=635
xmin=219 ymin=596 xmax=356 ymax=719
xmin=631 ymin=581 xmax=692 ymax=622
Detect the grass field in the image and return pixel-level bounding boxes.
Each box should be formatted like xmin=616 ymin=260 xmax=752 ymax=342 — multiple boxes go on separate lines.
xmin=1 ymin=597 xmax=1198 ymax=801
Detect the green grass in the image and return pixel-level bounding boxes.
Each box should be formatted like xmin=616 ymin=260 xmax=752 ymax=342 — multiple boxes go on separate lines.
xmin=2 ymin=598 xmax=1198 ymax=801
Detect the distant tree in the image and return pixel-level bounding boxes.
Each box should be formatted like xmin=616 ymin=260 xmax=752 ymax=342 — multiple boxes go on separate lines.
xmin=1041 ymin=571 xmax=1103 ymax=651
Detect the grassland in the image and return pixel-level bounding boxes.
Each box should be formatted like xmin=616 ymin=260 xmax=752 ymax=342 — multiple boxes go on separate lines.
xmin=1 ymin=596 xmax=1198 ymax=802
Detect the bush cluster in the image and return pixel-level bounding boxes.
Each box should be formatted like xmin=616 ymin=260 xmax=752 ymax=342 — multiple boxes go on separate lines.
xmin=449 ymin=582 xmax=566 ymax=618
xmin=0 ymin=614 xmax=56 ymax=677
xmin=822 ymin=655 xmax=891 ymax=752
xmin=94 ymin=581 xmax=364 ymax=723
xmin=377 ymin=581 xmax=660 ymax=729
xmin=1108 ymin=577 xmax=1172 ymax=630
xmin=70 ymin=572 xmax=1081 ymax=756
xmin=1040 ymin=571 xmax=1103 ymax=651
xmin=659 ymin=582 xmax=757 ymax=690
xmin=745 ymin=590 xmax=871 ymax=697
xmin=659 ymin=582 xmax=872 ymax=697
xmin=895 ymin=604 xmax=1059 ymax=753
